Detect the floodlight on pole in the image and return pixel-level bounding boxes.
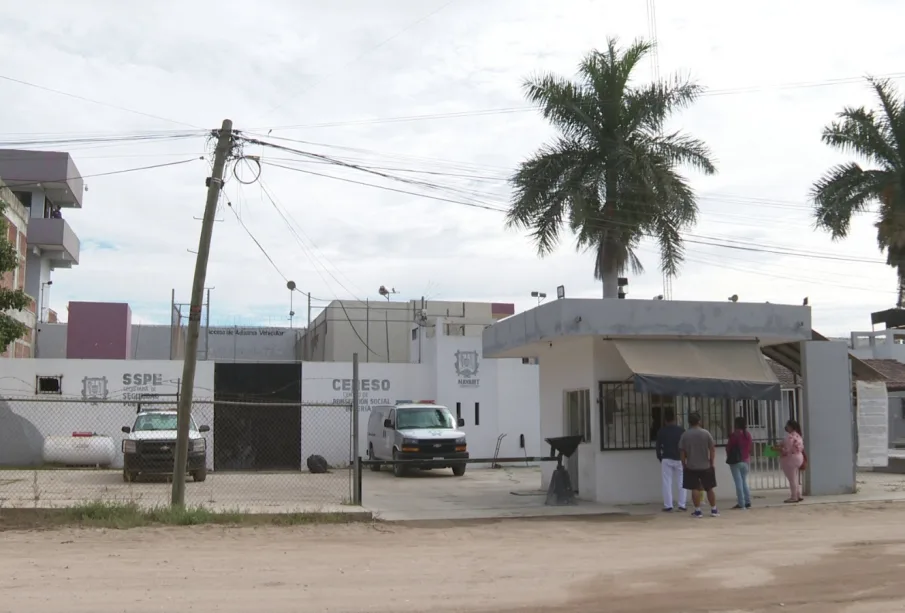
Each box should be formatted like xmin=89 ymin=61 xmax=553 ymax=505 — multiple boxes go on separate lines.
xmin=530 ymin=291 xmax=547 ymax=306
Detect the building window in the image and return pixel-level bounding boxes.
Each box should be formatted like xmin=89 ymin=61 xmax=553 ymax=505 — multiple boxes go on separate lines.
xmin=565 ymin=389 xmax=592 ymax=443
xmin=599 ymin=381 xmax=740 ymax=450
xmin=456 ymin=402 xmax=461 ymax=421
xmin=35 ymin=375 xmax=62 ymax=395
xmin=474 ymin=402 xmax=480 ymax=426
xmin=411 ymin=328 xmax=418 ymax=341
xmin=739 ymin=400 xmax=764 ymax=427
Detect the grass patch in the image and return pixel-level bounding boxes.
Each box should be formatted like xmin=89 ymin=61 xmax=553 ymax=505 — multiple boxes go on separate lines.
xmin=0 ymin=501 xmax=370 ymax=531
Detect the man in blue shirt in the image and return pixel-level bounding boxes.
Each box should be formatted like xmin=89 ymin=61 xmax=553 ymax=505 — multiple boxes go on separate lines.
xmin=655 ymin=408 xmax=687 ymax=512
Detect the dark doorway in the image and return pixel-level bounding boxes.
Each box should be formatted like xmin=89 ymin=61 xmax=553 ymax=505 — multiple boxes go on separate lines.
xmin=214 ymin=362 xmax=301 ymax=471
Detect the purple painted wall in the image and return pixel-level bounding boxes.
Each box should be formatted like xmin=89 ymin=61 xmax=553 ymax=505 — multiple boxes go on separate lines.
xmin=66 ymin=302 xmax=132 ymax=359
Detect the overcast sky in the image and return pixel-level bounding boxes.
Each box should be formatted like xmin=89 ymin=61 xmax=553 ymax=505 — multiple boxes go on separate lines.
xmin=1 ymin=0 xmax=903 ymax=336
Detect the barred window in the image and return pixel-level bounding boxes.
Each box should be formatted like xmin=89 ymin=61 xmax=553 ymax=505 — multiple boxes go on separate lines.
xmin=598 ymin=381 xmax=736 ymax=450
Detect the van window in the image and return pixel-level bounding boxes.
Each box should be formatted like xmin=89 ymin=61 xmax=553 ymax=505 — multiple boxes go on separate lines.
xmin=396 ymin=407 xmax=455 ymax=430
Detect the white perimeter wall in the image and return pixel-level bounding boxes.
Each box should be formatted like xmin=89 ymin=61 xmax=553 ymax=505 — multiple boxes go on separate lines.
xmin=0 ymin=359 xmax=215 ymax=469
xmin=0 ymin=344 xmax=540 ymax=472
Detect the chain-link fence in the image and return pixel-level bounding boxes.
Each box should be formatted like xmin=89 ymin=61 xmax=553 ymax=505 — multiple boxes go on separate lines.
xmin=0 ymin=396 xmax=354 ymax=511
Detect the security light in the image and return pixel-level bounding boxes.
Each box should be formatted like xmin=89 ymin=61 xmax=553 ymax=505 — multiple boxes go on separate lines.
xmin=556 ymin=285 xmax=565 ymax=299
xmin=728 ymin=294 xmax=739 ymax=303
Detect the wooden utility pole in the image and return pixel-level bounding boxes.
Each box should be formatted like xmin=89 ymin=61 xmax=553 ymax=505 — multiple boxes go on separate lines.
xmin=171 ymin=119 xmax=233 ymax=507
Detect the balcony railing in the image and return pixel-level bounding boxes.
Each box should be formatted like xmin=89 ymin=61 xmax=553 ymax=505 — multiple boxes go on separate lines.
xmin=26 ymin=217 xmax=80 ymax=266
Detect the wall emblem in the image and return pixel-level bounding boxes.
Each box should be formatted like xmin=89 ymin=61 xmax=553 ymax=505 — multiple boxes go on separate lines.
xmin=454 ymin=350 xmax=480 ymax=388
xmin=81 ymin=376 xmax=109 ymax=402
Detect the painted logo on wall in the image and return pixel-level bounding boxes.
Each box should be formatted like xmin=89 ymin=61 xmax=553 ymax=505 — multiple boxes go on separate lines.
xmin=454 ymin=350 xmax=480 ymax=388
xmin=81 ymin=376 xmax=109 ymax=403
xmin=330 ymin=378 xmax=392 ymax=412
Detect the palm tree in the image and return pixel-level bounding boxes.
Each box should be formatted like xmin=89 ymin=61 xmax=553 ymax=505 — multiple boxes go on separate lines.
xmin=505 ymin=37 xmax=717 ymax=298
xmin=811 ymin=77 xmax=905 ymax=305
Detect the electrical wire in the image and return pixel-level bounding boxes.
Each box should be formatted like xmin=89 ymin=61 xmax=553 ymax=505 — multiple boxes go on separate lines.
xmin=2 ymin=157 xmax=205 ymax=191
xmin=0 ymin=74 xmax=201 ymax=129
xmin=257 ymin=157 xmax=886 ymax=265
xmin=253 ymin=71 xmax=905 ymax=132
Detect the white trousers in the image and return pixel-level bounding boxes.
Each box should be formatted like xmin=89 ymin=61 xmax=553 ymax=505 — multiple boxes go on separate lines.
xmin=661 ymin=459 xmax=687 ymax=509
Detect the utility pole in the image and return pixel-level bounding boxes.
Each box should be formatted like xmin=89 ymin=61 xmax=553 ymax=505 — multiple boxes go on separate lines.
xmin=351 ymin=352 xmax=360 ymax=504
xmin=171 ymin=119 xmax=233 ymax=508
xmin=306 ymin=292 xmax=311 ymax=360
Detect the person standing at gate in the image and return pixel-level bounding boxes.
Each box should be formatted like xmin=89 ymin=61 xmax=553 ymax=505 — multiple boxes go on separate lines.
xmin=655 ymin=408 xmax=687 ymax=512
xmin=774 ymin=419 xmax=805 ymax=503
xmin=726 ymin=415 xmax=753 ymax=510
xmin=679 ymin=412 xmax=719 ymax=518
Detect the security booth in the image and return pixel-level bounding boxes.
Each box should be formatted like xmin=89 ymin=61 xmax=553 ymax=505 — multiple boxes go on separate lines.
xmin=482 ymin=298 xmax=863 ymax=505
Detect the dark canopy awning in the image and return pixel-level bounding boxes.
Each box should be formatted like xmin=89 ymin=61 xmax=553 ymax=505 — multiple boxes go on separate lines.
xmin=613 ymin=339 xmax=782 ymax=401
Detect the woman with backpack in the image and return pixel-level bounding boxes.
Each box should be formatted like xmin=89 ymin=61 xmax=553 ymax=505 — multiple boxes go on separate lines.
xmin=726 ymin=415 xmax=753 ymax=510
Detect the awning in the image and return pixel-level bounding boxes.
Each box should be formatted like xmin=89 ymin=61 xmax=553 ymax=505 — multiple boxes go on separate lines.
xmin=760 ymin=329 xmax=886 ymax=383
xmin=613 ymin=339 xmax=782 ymax=401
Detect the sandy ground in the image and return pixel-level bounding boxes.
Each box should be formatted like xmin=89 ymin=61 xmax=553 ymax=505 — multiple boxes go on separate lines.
xmin=2 ymin=502 xmax=905 ymax=613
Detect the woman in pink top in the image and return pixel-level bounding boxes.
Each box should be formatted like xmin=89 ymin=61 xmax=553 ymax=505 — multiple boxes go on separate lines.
xmin=774 ymin=419 xmax=805 ymax=503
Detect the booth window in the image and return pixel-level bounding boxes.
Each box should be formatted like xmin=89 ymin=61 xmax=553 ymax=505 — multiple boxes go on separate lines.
xmin=565 ymin=389 xmax=592 ymax=443
xmin=598 ymin=381 xmax=739 ymax=451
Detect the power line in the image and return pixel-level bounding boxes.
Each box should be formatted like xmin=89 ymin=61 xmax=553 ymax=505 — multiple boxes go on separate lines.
xmin=0 ymin=74 xmax=201 ymax=129
xmin=257 ymin=157 xmax=885 ymax=265
xmin=254 ymin=71 xmax=905 ymax=132
xmin=1 ymin=157 xmax=205 ymax=191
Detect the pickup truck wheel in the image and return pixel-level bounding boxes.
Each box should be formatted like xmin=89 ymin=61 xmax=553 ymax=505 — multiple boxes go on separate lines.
xmin=452 ymin=464 xmax=467 ymax=477
xmin=192 ymin=466 xmax=207 ymax=482
xmin=368 ymin=445 xmax=381 ymax=472
xmin=392 ymin=450 xmax=406 ymax=478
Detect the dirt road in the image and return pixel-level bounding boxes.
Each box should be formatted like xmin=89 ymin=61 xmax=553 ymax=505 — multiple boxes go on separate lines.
xmin=2 ymin=503 xmax=905 ymax=612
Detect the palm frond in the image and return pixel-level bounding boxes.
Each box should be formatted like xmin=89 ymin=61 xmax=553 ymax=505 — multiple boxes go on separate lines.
xmin=810 ymin=163 xmax=890 ymax=239
xmin=822 ymin=106 xmax=899 ymax=169
xmin=522 ymin=74 xmax=598 ymax=144
xmin=866 ymin=77 xmax=905 ymax=165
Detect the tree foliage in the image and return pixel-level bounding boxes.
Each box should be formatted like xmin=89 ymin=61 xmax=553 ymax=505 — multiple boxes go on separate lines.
xmin=0 ymin=198 xmax=28 ymax=353
xmin=811 ymin=77 xmax=905 ymax=303
xmin=505 ymin=37 xmax=716 ymax=294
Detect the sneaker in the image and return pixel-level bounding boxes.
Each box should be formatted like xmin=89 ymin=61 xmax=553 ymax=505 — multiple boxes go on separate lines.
xmin=678 ymin=506 xmax=687 ymax=512
xmin=662 ymin=507 xmax=673 ymax=512
xmin=731 ymin=504 xmax=743 ymax=510
xmin=711 ymin=508 xmax=720 ymax=517
xmin=691 ymin=510 xmax=703 ymax=519
xmin=745 ymin=503 xmax=751 ymax=508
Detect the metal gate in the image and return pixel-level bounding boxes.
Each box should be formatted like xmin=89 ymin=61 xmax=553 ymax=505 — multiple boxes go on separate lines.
xmin=741 ymin=388 xmax=805 ymax=491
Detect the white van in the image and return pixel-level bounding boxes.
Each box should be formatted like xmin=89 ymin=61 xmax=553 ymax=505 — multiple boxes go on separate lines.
xmin=366 ymin=402 xmax=468 ymax=477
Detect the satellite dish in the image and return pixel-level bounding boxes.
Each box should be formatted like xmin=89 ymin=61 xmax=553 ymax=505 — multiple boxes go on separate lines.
xmin=286 ymin=280 xmax=297 ymax=291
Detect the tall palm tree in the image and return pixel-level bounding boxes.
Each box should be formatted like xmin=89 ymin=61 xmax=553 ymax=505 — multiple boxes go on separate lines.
xmin=505 ymin=37 xmax=717 ymax=298
xmin=811 ymin=77 xmax=905 ymax=305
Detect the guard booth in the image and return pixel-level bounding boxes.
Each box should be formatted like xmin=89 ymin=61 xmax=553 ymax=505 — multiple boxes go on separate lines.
xmin=483 ymin=298 xmax=868 ymax=505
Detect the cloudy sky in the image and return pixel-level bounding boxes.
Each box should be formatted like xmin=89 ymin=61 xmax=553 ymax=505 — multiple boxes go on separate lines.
xmin=1 ymin=0 xmax=903 ymax=336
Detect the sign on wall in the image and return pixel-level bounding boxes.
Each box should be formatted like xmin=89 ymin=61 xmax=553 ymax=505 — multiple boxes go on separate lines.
xmin=454 ymin=350 xmax=480 ymax=388
xmin=329 ymin=377 xmax=393 ymax=412
xmin=81 ymin=372 xmax=172 ymax=403
xmin=856 ymin=380 xmax=889 ymax=468
xmin=208 ymin=328 xmax=286 ymax=337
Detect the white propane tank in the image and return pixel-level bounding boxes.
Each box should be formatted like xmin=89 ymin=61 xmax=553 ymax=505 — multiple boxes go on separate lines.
xmin=43 ymin=434 xmax=117 ymax=467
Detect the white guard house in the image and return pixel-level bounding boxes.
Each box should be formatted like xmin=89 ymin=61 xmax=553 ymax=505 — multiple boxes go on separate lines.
xmin=483 ymin=298 xmax=870 ymax=506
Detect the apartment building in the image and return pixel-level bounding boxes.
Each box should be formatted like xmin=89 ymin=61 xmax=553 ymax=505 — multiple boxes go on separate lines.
xmin=0 ymin=149 xmax=84 ymax=358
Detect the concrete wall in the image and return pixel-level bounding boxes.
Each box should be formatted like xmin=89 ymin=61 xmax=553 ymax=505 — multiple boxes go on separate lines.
xmin=801 ymin=340 xmax=856 ymax=495
xmin=0 ymin=332 xmax=541 ymax=471
xmin=36 ymin=323 xmax=301 ymax=361
xmin=303 ymin=299 xmax=513 ymax=364
xmin=850 ymin=330 xmax=905 ymax=362
xmin=0 ymin=359 xmax=215 ymax=469
xmin=67 ymin=302 xmax=131 ymax=359
xmin=484 ymin=299 xmax=812 ymax=358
